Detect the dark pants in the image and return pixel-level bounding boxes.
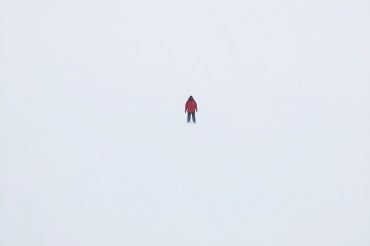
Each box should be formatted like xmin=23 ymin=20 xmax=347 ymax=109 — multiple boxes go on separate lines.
xmin=187 ymin=112 xmax=196 ymax=123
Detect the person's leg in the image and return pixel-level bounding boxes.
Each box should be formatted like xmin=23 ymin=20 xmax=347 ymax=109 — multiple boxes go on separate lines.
xmin=187 ymin=112 xmax=191 ymax=123
xmin=192 ymin=112 xmax=196 ymax=123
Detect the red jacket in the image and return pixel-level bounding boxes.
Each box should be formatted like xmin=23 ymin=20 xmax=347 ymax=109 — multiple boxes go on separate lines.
xmin=185 ymin=99 xmax=198 ymax=113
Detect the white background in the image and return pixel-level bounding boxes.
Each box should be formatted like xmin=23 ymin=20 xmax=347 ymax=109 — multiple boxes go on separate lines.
xmin=1 ymin=0 xmax=369 ymax=245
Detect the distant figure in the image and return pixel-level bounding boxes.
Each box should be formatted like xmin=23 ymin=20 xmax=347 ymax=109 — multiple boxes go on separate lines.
xmin=185 ymin=96 xmax=198 ymax=123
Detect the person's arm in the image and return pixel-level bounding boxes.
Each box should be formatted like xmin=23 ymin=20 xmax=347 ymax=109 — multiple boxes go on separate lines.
xmin=185 ymin=102 xmax=188 ymax=113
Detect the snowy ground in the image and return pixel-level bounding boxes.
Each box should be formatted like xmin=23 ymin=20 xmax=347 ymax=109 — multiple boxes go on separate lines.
xmin=1 ymin=0 xmax=370 ymax=245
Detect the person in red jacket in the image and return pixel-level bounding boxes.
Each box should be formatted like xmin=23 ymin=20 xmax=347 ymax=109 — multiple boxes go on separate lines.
xmin=185 ymin=96 xmax=198 ymax=123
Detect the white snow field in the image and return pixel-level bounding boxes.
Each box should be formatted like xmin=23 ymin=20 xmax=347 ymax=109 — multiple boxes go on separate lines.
xmin=1 ymin=0 xmax=369 ymax=245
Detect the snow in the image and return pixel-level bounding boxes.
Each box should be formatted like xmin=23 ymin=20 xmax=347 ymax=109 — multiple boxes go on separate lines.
xmin=1 ymin=0 xmax=369 ymax=245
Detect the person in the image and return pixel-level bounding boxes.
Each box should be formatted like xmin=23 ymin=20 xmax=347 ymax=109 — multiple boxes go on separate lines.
xmin=185 ymin=96 xmax=198 ymax=123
